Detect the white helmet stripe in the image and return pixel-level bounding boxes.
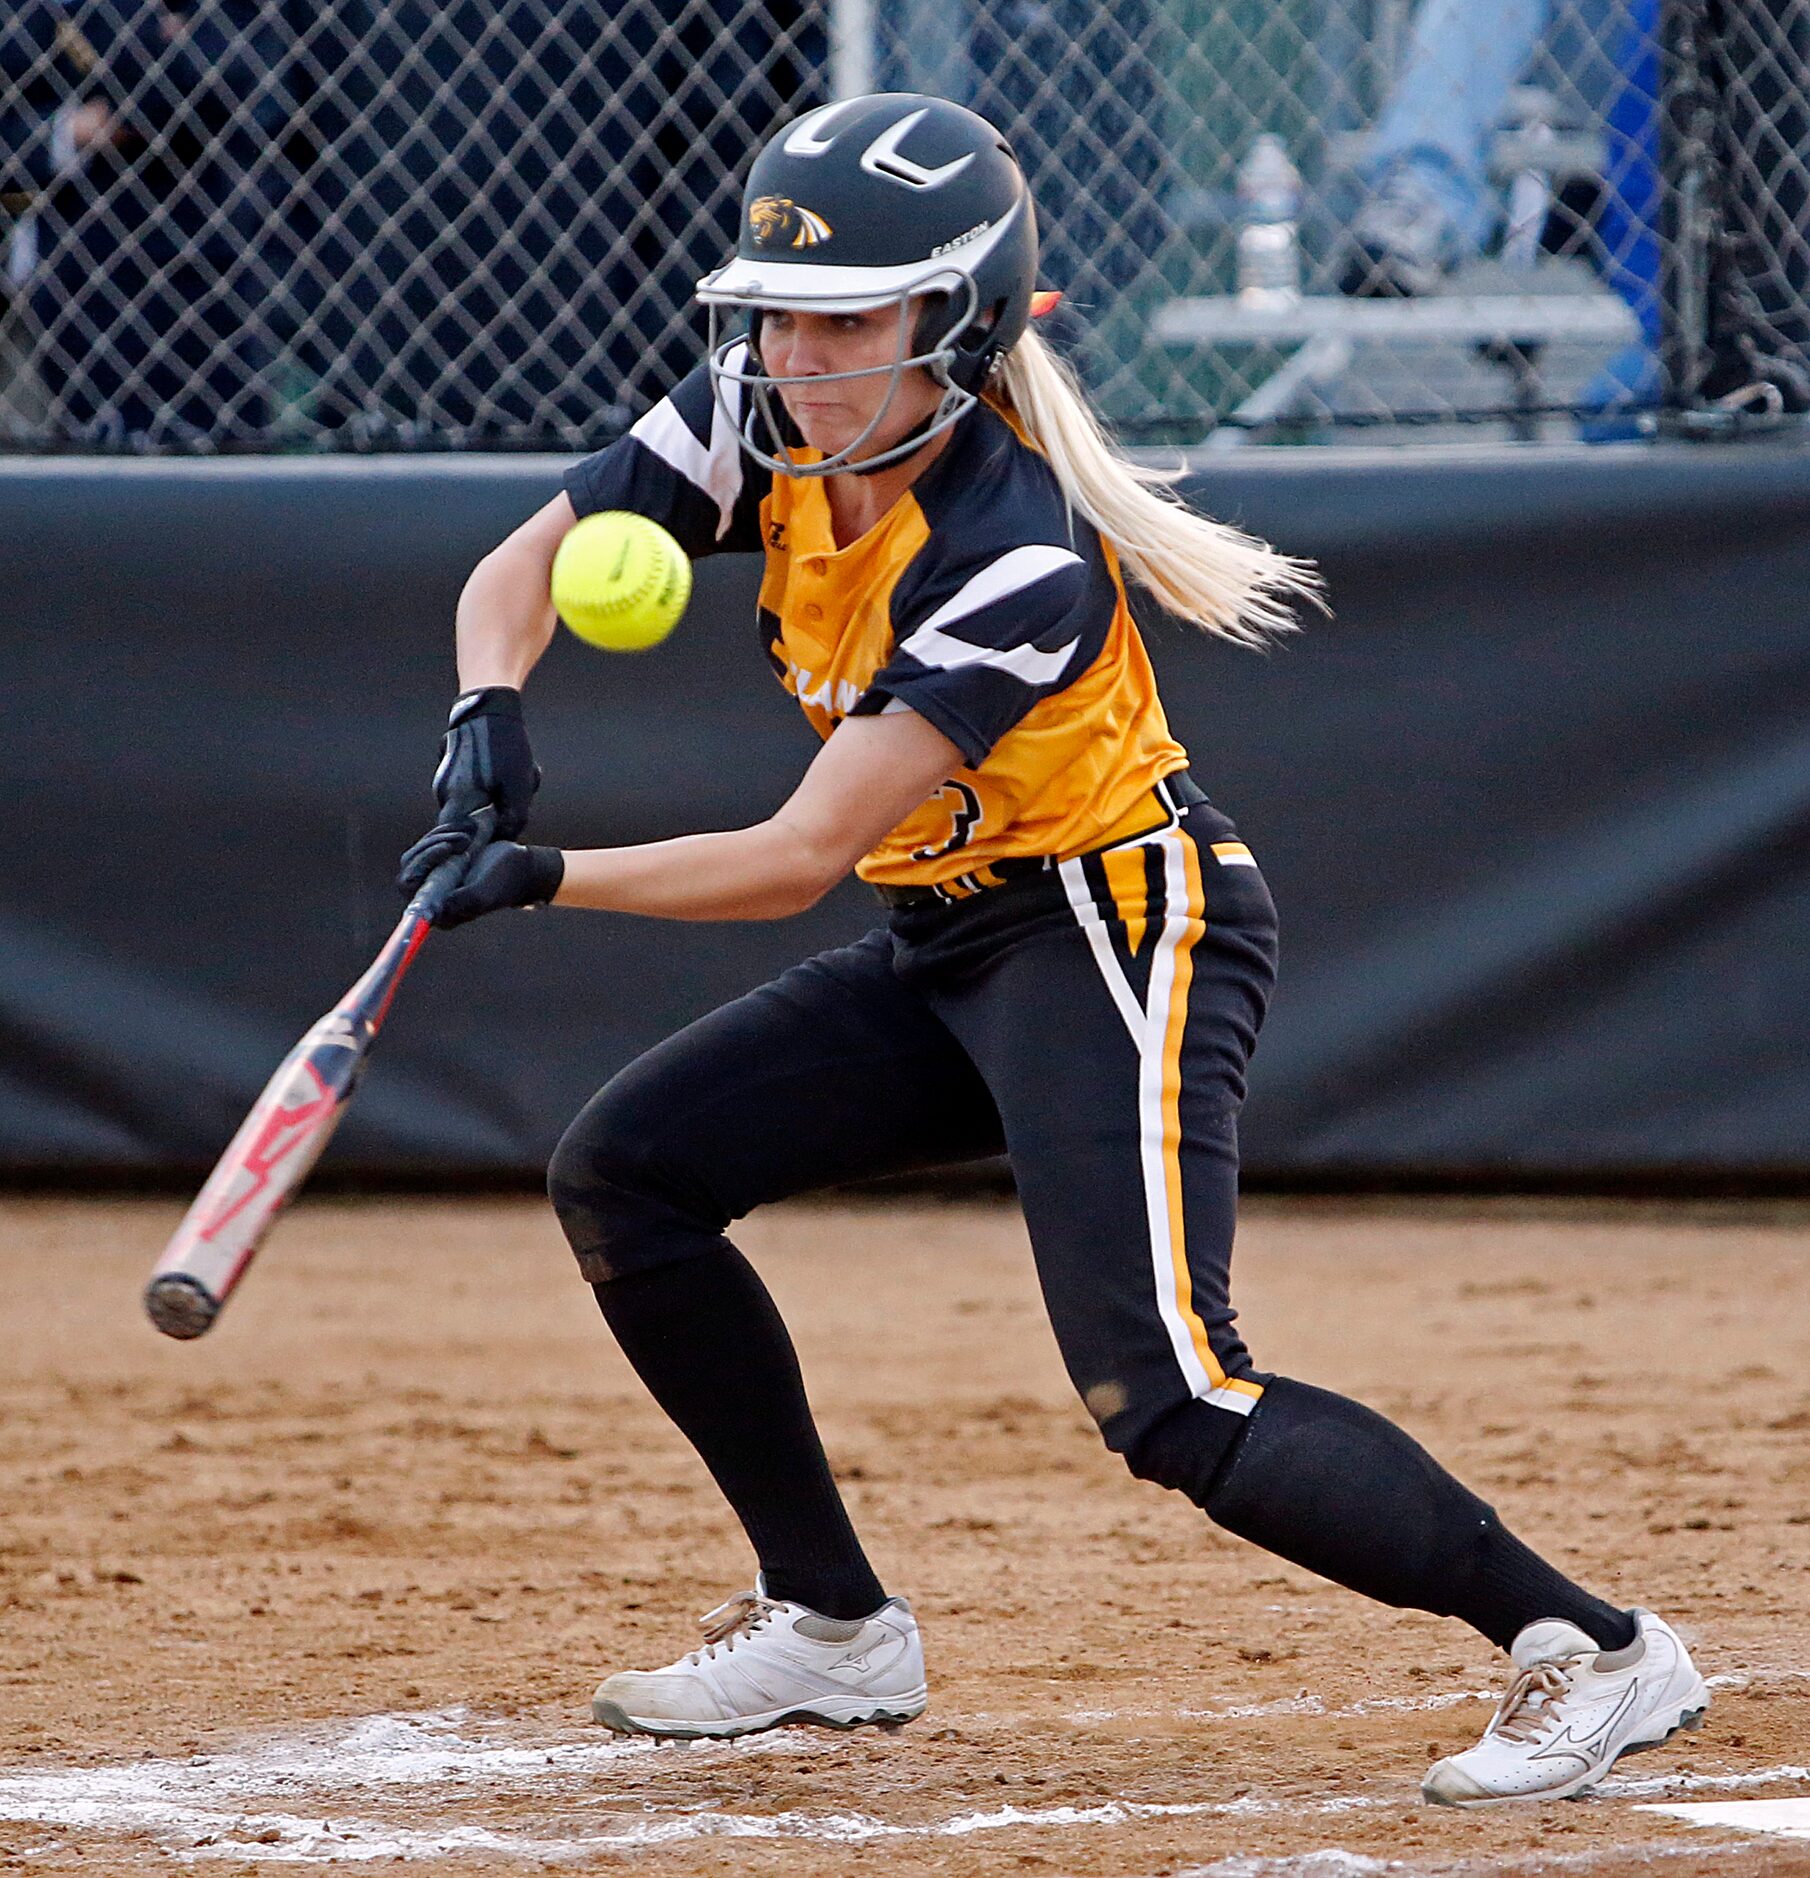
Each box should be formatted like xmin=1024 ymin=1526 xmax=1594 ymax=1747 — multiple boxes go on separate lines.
xmin=781 ymin=97 xmax=867 ymax=157
xmin=860 ymin=108 xmax=977 ymax=189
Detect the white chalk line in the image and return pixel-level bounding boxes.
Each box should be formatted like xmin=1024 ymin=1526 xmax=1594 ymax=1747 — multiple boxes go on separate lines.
xmin=176 ymin=1795 xmax=1399 ymax=1864
xmin=0 ymin=1709 xmax=821 ymax=1863
xmin=1176 ymin=1854 xmax=1391 ymax=1878
xmin=0 ymin=1707 xmax=826 ymax=1806
xmin=1191 ymin=1690 xmax=1500 ymax=1723
xmin=1705 ymin=1665 xmax=1810 ymax=1692
xmin=1601 ymin=1764 xmax=1810 ymax=1799
xmin=1178 ymin=1774 xmax=1810 ymax=1878
xmin=1067 ymin=1691 xmax=1497 ymax=1726
xmin=4 ymin=1702 xmax=1807 ymax=1866
xmin=0 ymin=1709 xmax=1410 ymax=1864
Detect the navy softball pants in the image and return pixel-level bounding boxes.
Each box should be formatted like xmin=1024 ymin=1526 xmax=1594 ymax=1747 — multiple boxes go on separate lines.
xmin=548 ymin=799 xmax=1642 ymax=1652
xmin=549 ymin=796 xmax=1278 ymax=1466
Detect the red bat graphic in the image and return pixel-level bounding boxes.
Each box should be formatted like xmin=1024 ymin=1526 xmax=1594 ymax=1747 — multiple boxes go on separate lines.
xmin=143 ymin=819 xmax=487 ymax=1340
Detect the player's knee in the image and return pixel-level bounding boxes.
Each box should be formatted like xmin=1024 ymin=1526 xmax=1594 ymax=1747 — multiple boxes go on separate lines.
xmin=1112 ymin=1397 xmax=1249 ymax=1507
xmin=547 ymin=1080 xmax=722 ymax=1284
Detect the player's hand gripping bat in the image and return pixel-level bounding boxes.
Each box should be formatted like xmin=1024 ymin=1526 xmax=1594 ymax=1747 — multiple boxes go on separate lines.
xmin=142 ymin=810 xmax=496 ymax=1340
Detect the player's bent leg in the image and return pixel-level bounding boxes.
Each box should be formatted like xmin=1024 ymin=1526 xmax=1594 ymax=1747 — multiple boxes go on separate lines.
xmin=592 ymin=1587 xmax=928 ymax=1740
xmin=548 ymin=931 xmax=1002 ymax=1718
xmin=1108 ymin=1348 xmax=1709 ymax=1806
xmin=918 ymin=817 xmax=1692 ymax=1793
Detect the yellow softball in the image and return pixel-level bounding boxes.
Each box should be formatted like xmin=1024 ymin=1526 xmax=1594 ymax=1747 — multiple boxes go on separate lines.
xmin=551 ymin=511 xmax=692 ymax=652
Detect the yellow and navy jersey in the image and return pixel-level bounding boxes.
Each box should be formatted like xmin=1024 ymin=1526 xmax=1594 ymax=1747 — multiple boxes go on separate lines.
xmin=563 ymin=351 xmax=1189 ymax=890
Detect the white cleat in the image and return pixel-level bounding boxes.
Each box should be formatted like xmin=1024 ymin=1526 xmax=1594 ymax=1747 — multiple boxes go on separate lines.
xmin=1423 ymin=1609 xmax=1708 ymax=1806
xmin=591 ymin=1587 xmax=928 ymax=1740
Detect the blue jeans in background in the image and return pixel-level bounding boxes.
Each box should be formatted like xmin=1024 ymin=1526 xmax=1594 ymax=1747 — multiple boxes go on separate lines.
xmin=1359 ymin=0 xmax=1660 ymax=411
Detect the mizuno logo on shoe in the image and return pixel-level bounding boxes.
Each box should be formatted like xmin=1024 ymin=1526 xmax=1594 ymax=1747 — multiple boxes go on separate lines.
xmin=828 ymin=1635 xmax=908 ymax=1678
xmin=1527 ymin=1681 xmax=1643 ymax=1763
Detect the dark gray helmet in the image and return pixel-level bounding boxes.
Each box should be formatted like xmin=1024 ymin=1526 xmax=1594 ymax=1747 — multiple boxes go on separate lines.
xmin=697 ymin=93 xmax=1039 ymax=476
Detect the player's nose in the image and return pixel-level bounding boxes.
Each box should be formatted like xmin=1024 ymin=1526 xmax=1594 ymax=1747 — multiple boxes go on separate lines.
xmin=772 ymin=317 xmax=842 ymax=378
xmin=775 ymin=340 xmax=828 ymax=377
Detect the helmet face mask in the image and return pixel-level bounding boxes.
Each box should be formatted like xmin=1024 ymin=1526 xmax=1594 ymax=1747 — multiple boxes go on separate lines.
xmin=696 ymin=93 xmax=1038 ymax=480
xmin=704 ymin=271 xmax=983 ymax=479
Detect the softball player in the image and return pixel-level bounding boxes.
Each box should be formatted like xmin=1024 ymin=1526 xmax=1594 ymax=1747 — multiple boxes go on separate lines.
xmin=399 ymin=93 xmax=1707 ymax=1806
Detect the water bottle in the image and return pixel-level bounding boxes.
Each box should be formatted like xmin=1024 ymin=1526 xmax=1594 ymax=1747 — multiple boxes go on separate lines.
xmin=1236 ymin=133 xmax=1303 ymax=308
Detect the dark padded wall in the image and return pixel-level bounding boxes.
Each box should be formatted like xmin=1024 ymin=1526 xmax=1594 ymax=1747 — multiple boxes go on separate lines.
xmin=6 ymin=445 xmax=1810 ymax=1182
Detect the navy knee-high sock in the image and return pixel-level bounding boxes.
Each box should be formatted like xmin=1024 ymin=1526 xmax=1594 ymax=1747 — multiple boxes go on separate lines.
xmin=591 ymin=1246 xmax=886 ymax=1621
xmin=1135 ymin=1379 xmax=1638 ymax=1654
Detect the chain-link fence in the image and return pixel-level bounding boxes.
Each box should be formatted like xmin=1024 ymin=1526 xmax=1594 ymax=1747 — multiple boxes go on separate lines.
xmin=2 ymin=0 xmax=1806 ymax=452
xmin=1663 ymin=0 xmax=1810 ymax=422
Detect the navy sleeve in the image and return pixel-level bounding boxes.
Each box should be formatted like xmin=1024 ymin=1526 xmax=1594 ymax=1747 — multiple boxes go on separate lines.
xmin=562 ymin=349 xmax=767 ymax=559
xmin=850 ymin=542 xmax=1114 ymax=769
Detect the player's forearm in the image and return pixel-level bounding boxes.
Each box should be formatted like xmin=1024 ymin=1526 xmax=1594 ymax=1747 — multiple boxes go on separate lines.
xmin=553 ymin=818 xmax=843 ymax=922
xmin=454 ymin=538 xmax=561 ymax=691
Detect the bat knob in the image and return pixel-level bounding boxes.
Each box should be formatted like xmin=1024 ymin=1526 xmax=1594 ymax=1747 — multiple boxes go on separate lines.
xmin=144 ymin=1273 xmax=221 ymax=1340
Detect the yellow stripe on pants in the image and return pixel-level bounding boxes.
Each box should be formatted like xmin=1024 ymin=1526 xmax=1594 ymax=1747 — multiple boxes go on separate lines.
xmin=1100 ymin=844 xmax=1149 ymax=957
xmin=1158 ymin=832 xmax=1264 ymax=1405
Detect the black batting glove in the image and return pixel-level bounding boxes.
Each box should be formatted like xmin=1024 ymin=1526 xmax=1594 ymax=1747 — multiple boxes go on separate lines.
xmin=395 ymin=821 xmax=476 ymax=898
xmin=435 ymin=843 xmax=566 ymax=929
xmin=397 ymin=686 xmax=540 ymax=893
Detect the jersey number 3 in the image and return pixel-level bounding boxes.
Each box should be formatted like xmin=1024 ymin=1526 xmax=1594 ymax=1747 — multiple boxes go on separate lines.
xmin=911 ymin=782 xmax=983 ymax=861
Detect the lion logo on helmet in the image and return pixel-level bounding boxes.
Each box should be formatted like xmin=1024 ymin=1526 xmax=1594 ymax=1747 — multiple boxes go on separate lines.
xmin=749 ymin=196 xmax=834 ymax=249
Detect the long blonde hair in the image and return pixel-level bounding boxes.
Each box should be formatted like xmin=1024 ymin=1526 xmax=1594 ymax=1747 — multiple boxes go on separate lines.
xmin=988 ymin=328 xmax=1322 ymax=646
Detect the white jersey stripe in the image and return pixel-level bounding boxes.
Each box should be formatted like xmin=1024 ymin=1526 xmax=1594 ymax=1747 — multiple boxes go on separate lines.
xmin=895 ymin=544 xmax=1083 ymax=685
xmin=626 ymin=344 xmax=747 ymax=540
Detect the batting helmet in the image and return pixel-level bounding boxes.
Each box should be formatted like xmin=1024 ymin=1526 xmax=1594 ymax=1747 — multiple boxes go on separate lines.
xmin=696 ymin=93 xmax=1040 ymax=477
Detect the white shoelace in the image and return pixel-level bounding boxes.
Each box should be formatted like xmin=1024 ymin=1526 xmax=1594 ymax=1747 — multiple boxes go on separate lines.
xmin=681 ymin=1590 xmax=785 ymax=1666
xmin=1487 ymin=1659 xmax=1582 ymax=1745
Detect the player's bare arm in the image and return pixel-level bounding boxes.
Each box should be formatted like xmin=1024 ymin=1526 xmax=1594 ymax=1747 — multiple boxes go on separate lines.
xmin=455 ymin=491 xmax=578 ymax=690
xmin=552 ymin=710 xmax=964 ymax=922
xmin=434 ymin=710 xmax=963 ymax=928
xmin=392 ymin=492 xmax=583 ymax=892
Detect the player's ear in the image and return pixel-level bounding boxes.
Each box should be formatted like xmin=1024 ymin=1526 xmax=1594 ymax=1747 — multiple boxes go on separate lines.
xmin=747 ymin=308 xmax=766 ymax=370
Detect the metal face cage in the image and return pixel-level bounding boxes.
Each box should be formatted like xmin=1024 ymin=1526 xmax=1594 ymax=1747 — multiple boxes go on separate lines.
xmin=702 ymin=271 xmax=982 ymax=477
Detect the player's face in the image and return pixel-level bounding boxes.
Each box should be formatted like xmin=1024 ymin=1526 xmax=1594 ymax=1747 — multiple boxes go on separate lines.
xmin=759 ymin=303 xmax=943 ymax=465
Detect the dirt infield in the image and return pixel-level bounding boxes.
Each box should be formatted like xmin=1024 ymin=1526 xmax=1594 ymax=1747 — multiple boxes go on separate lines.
xmin=3 ymin=1193 xmax=1808 ymax=1875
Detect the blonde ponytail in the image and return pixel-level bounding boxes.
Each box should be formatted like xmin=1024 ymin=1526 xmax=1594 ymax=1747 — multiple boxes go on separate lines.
xmin=988 ymin=328 xmax=1322 ymax=646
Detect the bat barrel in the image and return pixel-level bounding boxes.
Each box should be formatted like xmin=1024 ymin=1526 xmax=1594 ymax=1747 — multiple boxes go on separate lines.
xmin=141 ymin=810 xmax=492 ymax=1344
xmin=144 ymin=1271 xmax=223 ymax=1340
